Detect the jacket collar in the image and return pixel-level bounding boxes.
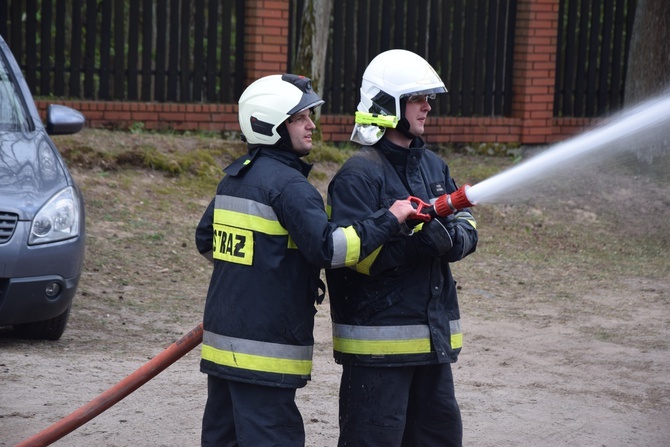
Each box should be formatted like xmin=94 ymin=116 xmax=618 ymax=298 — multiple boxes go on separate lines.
xmin=223 ymin=145 xmax=313 ymax=178
xmin=376 ymin=137 xmax=426 ymax=167
xmin=257 ymin=146 xmax=313 ymax=177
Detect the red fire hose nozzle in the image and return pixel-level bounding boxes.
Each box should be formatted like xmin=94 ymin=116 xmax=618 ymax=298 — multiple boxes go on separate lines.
xmin=433 ymin=184 xmax=474 ymax=217
xmin=408 ymin=184 xmax=474 ymax=222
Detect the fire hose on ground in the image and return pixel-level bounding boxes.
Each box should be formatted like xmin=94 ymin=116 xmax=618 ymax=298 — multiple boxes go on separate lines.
xmin=14 ymin=323 xmax=204 ymax=447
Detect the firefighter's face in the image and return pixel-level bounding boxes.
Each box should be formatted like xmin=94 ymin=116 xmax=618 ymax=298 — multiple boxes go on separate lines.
xmin=404 ymin=94 xmax=432 ymax=137
xmin=286 ymin=109 xmax=316 ymax=156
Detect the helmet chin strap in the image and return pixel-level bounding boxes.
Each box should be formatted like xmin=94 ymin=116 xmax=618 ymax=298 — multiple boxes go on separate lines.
xmin=275 ymin=122 xmax=295 ymax=152
xmin=396 ymin=98 xmax=418 ymax=140
xmin=395 ymin=118 xmax=417 ymax=140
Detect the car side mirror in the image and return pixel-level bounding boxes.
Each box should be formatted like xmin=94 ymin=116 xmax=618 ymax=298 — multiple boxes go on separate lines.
xmin=46 ymin=104 xmax=85 ymax=135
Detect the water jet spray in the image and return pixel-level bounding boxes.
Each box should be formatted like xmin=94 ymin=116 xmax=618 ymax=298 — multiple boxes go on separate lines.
xmin=467 ymin=92 xmax=670 ymax=206
xmin=412 ymin=91 xmax=670 ymax=219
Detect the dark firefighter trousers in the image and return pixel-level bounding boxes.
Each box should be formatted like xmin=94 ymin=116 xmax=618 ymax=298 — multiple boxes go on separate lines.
xmin=338 ymin=362 xmax=462 ymax=447
xmin=201 ymin=375 xmax=304 ymax=447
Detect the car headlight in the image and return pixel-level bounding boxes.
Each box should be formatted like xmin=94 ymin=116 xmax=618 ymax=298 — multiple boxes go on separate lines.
xmin=29 ymin=186 xmax=81 ymax=245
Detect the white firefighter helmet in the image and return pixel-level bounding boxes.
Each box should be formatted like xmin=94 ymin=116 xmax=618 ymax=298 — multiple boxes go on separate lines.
xmin=358 ymin=49 xmax=447 ymax=120
xmin=238 ymin=74 xmax=325 ymax=145
xmin=351 ymin=49 xmax=447 ymax=145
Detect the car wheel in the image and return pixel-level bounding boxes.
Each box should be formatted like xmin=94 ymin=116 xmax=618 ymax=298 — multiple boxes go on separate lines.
xmin=14 ymin=304 xmax=72 ymax=340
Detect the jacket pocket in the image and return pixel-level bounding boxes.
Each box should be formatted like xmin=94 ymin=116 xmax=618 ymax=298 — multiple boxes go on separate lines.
xmin=356 ymin=280 xmax=403 ymax=323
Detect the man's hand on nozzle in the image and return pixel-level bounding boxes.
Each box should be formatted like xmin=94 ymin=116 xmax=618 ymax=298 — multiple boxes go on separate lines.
xmin=389 ymin=199 xmax=418 ymax=224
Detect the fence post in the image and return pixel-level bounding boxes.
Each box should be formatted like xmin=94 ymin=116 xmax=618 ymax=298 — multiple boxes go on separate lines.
xmin=244 ymin=0 xmax=290 ymax=87
xmin=511 ymin=0 xmax=560 ymax=144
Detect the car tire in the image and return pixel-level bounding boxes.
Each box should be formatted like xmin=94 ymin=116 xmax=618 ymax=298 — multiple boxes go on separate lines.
xmin=14 ymin=304 xmax=72 ymax=341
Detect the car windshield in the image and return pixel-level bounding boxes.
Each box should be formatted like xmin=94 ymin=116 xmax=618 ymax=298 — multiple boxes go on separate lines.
xmin=0 ymin=54 xmax=30 ymax=133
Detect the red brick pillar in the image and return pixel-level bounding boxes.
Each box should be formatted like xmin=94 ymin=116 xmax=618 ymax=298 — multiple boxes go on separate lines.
xmin=511 ymin=0 xmax=560 ymax=144
xmin=244 ymin=1 xmax=290 ymax=87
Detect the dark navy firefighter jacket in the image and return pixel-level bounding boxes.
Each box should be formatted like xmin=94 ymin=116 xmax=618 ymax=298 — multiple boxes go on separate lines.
xmin=326 ymin=137 xmax=478 ymax=367
xmin=195 ymin=146 xmax=402 ymax=388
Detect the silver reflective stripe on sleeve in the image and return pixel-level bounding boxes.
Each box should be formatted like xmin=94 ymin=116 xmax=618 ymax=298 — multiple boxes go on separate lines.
xmin=330 ymin=226 xmax=362 ymax=268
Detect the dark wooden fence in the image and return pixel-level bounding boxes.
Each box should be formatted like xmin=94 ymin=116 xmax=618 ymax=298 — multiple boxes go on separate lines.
xmin=1 ymin=0 xmax=637 ymax=118
xmin=289 ymin=0 xmax=518 ymax=117
xmin=0 ymin=0 xmax=245 ymax=103
xmin=553 ymin=0 xmax=637 ymax=117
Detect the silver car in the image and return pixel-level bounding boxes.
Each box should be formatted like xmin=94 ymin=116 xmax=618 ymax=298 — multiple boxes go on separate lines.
xmin=0 ymin=35 xmax=86 ymax=340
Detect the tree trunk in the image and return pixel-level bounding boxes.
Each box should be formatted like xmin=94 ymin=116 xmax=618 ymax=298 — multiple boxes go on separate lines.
xmin=624 ymin=0 xmax=670 ymax=164
xmin=624 ymin=0 xmax=670 ymax=106
xmin=293 ymin=0 xmax=333 ymax=142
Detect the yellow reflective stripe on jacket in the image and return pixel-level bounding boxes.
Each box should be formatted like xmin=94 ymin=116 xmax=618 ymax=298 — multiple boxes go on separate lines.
xmin=202 ymin=331 xmax=313 ymax=376
xmin=450 ymin=319 xmax=463 ymax=349
xmin=354 ymin=245 xmax=382 ymax=275
xmin=333 ymin=322 xmax=463 ymax=354
xmin=454 ymin=210 xmax=477 ymax=230
xmin=332 ymin=324 xmax=432 ymax=355
xmin=334 ymin=337 xmax=432 ymax=355
xmin=331 ymin=226 xmax=362 ymax=268
xmin=214 ymin=195 xmax=287 ymax=235
xmin=202 ymin=346 xmax=312 ymax=375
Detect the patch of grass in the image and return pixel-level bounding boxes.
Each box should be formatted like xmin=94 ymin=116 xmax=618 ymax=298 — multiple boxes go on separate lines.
xmin=60 ymin=144 xmax=116 ymax=169
xmin=145 ymin=233 xmax=165 ymax=241
xmin=309 ymin=171 xmax=328 ymax=182
xmin=129 ymin=121 xmax=146 ymax=134
xmin=54 ymin=129 xmax=244 ymax=178
xmin=439 ymin=151 xmax=515 ymax=186
xmin=307 ymin=143 xmax=356 ymax=164
xmin=63 ymin=131 xmax=670 ymax=324
xmin=581 ymin=326 xmax=618 ymax=343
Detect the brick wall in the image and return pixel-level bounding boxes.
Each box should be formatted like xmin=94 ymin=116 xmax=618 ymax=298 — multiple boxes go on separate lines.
xmin=511 ymin=0 xmax=560 ymax=144
xmin=36 ymin=100 xmax=240 ymax=133
xmin=243 ymin=0 xmax=291 ymax=85
xmin=36 ymin=0 xmax=598 ymax=146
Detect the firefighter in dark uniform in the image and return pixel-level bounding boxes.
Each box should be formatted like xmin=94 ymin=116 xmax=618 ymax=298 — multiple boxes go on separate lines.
xmin=326 ymin=50 xmax=479 ymax=447
xmin=195 ymin=74 xmax=417 ymax=447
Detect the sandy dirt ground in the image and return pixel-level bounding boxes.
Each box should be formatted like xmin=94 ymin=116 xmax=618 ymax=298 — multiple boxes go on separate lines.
xmin=2 ymin=136 xmax=670 ymax=446
xmin=2 ymin=281 xmax=670 ymax=447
